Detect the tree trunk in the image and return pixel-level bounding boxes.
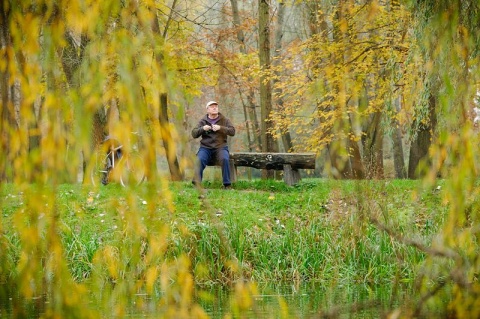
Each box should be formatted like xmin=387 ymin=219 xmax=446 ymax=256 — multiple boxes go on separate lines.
xmin=327 ymin=140 xmax=352 ymax=179
xmin=159 ymin=92 xmax=182 ymax=180
xmin=392 ymin=127 xmax=406 ymax=178
xmin=326 ymin=1 xmax=354 ymax=179
xmin=150 ymin=2 xmax=183 ymax=181
xmin=387 ymin=0 xmax=406 ymax=179
xmin=61 ymin=31 xmax=87 ymax=183
xmin=258 ymin=0 xmax=277 ymax=179
xmin=272 ymin=0 xmax=294 ymax=152
xmin=408 ymin=94 xmax=436 ymax=179
xmin=0 ymin=2 xmax=13 ymax=181
xmin=348 ymin=115 xmax=365 ymax=179
xmin=362 ymin=111 xmax=384 ymax=179
xmin=231 ymin=0 xmax=262 ymax=151
xmin=247 ymin=93 xmax=262 ymax=151
xmin=14 ymin=40 xmax=42 ymax=183
xmin=392 ymin=97 xmax=406 ymax=178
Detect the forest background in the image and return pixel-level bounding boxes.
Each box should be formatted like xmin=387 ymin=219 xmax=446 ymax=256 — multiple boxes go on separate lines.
xmin=3 ymin=0 xmax=480 ymax=183
xmin=1 ymin=0 xmax=480 ymax=318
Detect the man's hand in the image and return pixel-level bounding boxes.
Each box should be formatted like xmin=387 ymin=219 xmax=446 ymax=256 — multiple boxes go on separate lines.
xmin=203 ymin=125 xmax=212 ymax=131
xmin=212 ymin=124 xmax=221 ymax=131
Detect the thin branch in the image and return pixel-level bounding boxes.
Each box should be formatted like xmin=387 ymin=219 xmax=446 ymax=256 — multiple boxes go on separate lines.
xmin=370 ymin=217 xmax=459 ymax=260
xmin=176 ymin=65 xmax=211 ymax=72
xmin=162 ymin=0 xmax=178 ymax=39
xmin=343 ymin=45 xmax=389 ymax=66
xmin=412 ymin=279 xmax=446 ymax=318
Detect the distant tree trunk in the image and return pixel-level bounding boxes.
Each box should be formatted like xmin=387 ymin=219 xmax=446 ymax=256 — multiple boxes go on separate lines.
xmin=348 ymin=115 xmax=365 ymax=179
xmin=259 ymin=0 xmax=277 ymax=179
xmin=27 ymin=97 xmax=42 ymax=183
xmin=392 ymin=129 xmax=406 ymax=178
xmin=408 ymin=94 xmax=436 ymax=179
xmin=159 ymin=92 xmax=182 ymax=180
xmin=14 ymin=42 xmax=42 ymax=183
xmin=61 ymin=31 xmax=87 ymax=183
xmin=349 ymin=137 xmax=365 ymax=179
xmin=140 ymin=87 xmax=158 ymax=183
xmin=0 ymin=3 xmax=14 ymax=181
xmin=92 ymin=109 xmax=108 ymax=149
xmin=151 ymin=3 xmax=183 ymax=181
xmin=240 ymin=102 xmax=254 ymax=152
xmin=326 ymin=1 xmax=354 ymax=179
xmin=392 ymin=98 xmax=406 ymax=178
xmin=272 ymin=0 xmax=294 ymax=152
xmin=246 ymin=93 xmax=262 ymax=151
xmin=231 ymin=0 xmax=262 ymax=151
xmin=0 ymin=1 xmax=15 ymax=181
xmin=362 ymin=111 xmax=384 ymax=179
xmin=388 ymin=0 xmax=406 ymax=179
xmin=327 ymin=137 xmax=353 ymax=179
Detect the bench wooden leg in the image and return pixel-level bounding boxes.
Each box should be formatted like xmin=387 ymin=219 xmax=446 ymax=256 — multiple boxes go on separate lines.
xmin=229 ymin=159 xmax=237 ymax=183
xmin=283 ymin=164 xmax=301 ymax=186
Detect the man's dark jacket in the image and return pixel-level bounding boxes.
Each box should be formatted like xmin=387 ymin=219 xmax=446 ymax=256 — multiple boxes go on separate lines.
xmin=191 ymin=113 xmax=235 ymax=149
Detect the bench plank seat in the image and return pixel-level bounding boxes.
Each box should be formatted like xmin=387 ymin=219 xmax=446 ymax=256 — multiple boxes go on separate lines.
xmin=229 ymin=152 xmax=316 ymax=186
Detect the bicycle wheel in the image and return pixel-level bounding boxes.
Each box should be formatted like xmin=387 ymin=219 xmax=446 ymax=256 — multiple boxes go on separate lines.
xmin=119 ymin=153 xmax=146 ymax=187
xmin=90 ymin=150 xmax=110 ymax=186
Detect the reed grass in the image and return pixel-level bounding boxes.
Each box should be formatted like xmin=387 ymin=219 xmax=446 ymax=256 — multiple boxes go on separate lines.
xmin=2 ymin=179 xmax=443 ymax=283
xmin=0 ymin=178 xmax=450 ymax=317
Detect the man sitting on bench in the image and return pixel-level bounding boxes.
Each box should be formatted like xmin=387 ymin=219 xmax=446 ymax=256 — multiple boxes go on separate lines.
xmin=191 ymin=101 xmax=236 ymax=189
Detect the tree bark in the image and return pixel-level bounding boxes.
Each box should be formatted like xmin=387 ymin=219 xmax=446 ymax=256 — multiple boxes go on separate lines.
xmin=159 ymin=92 xmax=182 ymax=180
xmin=408 ymin=94 xmax=436 ymax=179
xmin=362 ymin=111 xmax=384 ymax=179
xmin=388 ymin=1 xmax=406 ymax=179
xmin=0 ymin=1 xmax=12 ymax=181
xmin=392 ymin=97 xmax=406 ymax=178
xmin=0 ymin=2 xmax=13 ymax=181
xmin=348 ymin=115 xmax=365 ymax=179
xmin=231 ymin=0 xmax=262 ymax=151
xmin=259 ymin=0 xmax=277 ymax=179
xmin=150 ymin=2 xmax=183 ymax=181
xmin=327 ymin=140 xmax=353 ymax=179
xmin=61 ymin=31 xmax=88 ymax=183
xmin=326 ymin=1 xmax=354 ymax=179
xmin=272 ymin=0 xmax=294 ymax=152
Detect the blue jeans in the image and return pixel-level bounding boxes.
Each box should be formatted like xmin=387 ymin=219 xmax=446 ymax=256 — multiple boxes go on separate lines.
xmin=195 ymin=146 xmax=231 ymax=186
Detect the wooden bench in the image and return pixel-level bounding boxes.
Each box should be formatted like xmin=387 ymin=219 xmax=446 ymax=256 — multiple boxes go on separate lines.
xmin=228 ymin=152 xmax=316 ymax=186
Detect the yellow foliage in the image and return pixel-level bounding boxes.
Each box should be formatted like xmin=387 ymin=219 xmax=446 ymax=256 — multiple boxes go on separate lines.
xmin=98 ymin=245 xmax=120 ymax=280
xmin=270 ymin=1 xmax=418 ymax=153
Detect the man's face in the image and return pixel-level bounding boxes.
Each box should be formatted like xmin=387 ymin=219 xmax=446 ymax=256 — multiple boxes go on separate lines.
xmin=207 ymin=103 xmax=219 ymax=116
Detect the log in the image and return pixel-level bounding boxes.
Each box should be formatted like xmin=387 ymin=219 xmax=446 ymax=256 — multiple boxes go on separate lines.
xmin=229 ymin=152 xmax=316 ymax=170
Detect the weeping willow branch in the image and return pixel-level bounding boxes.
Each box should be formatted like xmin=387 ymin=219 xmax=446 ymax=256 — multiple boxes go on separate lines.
xmin=369 ymin=217 xmax=459 ymax=259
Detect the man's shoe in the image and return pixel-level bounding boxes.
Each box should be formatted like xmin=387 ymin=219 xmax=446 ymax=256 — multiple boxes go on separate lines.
xmin=223 ymin=185 xmax=232 ymax=190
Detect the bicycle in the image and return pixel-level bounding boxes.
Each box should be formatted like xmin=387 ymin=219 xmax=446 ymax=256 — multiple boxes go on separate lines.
xmin=90 ymin=135 xmax=146 ymax=187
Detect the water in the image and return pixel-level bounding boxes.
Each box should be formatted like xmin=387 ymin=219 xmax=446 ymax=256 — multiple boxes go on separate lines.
xmin=1 ymin=281 xmax=413 ymax=318
xmin=200 ymin=281 xmax=411 ymax=318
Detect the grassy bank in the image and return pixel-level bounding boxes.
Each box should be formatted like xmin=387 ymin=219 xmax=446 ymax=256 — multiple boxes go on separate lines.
xmin=1 ymin=178 xmax=444 ymax=286
xmin=1 ymin=178 xmax=457 ymax=318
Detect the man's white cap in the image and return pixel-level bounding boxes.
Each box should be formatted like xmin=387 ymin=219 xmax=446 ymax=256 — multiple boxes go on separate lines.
xmin=206 ymin=101 xmax=218 ymax=108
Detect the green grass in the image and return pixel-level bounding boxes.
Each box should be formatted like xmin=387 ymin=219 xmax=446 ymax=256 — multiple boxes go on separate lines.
xmin=0 ymin=179 xmax=468 ymax=318
xmin=1 ymin=178 xmax=446 ymax=287
xmin=2 ymin=178 xmax=468 ymax=318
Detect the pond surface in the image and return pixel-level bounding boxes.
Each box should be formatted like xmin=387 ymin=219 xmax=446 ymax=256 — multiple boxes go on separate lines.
xmin=200 ymin=281 xmax=412 ymax=318
xmin=1 ymin=281 xmax=414 ymax=318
